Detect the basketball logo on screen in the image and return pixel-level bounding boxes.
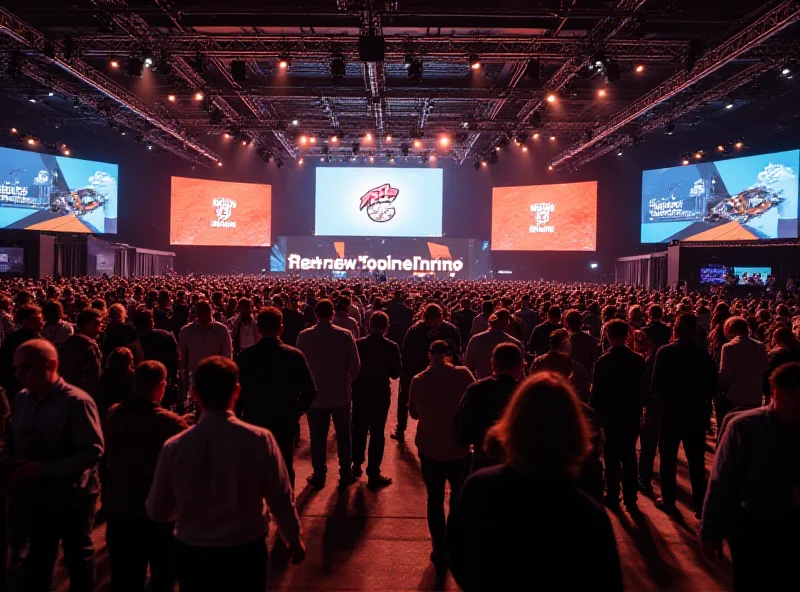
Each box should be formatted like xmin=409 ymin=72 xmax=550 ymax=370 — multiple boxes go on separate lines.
xmin=211 ymin=197 xmax=237 ymax=228
xmin=530 ymin=202 xmax=555 ymax=233
xmin=359 ymin=183 xmax=399 ymax=223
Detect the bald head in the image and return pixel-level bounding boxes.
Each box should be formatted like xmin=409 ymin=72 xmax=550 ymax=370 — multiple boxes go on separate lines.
xmin=14 ymin=339 xmax=59 ymax=396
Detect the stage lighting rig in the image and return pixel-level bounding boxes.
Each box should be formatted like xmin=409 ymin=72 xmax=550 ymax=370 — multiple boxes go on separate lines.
xmin=469 ymin=54 xmax=481 ymax=70
xmin=331 ymin=53 xmax=346 ymax=82
xmin=142 ymin=48 xmax=154 ymax=68
xmin=278 ymin=54 xmax=291 ymax=70
xmin=230 ymin=60 xmax=247 ymax=84
xmin=515 ymin=133 xmax=528 ymax=146
xmin=487 ymin=151 xmax=499 ymax=165
xmin=408 ymin=60 xmax=423 ymax=84
xmin=525 ymin=58 xmax=540 ymax=81
xmin=191 ymin=51 xmax=205 ymax=73
xmin=472 ymin=159 xmax=481 ymax=171
xmin=497 ymin=135 xmax=510 ymax=149
xmin=589 ymin=50 xmax=607 ymax=72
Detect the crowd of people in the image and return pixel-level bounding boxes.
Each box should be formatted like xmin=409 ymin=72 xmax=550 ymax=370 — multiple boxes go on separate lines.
xmin=0 ymin=273 xmax=797 ymax=591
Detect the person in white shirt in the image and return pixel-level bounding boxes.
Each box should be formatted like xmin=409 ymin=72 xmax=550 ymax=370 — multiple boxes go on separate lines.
xmin=332 ymin=297 xmax=359 ymax=339
xmin=296 ymin=299 xmax=361 ymax=490
xmin=147 ymin=356 xmax=305 ymax=592
xmin=464 ymin=310 xmax=523 ymax=379
xmin=178 ymin=300 xmax=232 ymax=392
xmin=226 ymin=298 xmax=258 ymax=356
xmin=717 ymin=316 xmax=770 ymax=428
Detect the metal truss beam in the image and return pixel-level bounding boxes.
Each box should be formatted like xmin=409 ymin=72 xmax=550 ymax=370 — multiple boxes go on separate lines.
xmin=72 ymin=34 xmax=688 ymax=62
xmin=562 ymin=59 xmax=782 ymax=169
xmin=552 ymin=0 xmax=800 ymax=168
xmin=0 ymin=6 xmax=221 ymax=165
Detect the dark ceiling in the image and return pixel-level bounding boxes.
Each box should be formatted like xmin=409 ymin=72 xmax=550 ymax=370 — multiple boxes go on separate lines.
xmin=0 ymin=0 xmax=798 ymax=169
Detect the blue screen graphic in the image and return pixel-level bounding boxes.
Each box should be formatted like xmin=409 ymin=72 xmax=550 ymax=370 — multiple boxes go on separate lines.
xmin=315 ymin=167 xmax=443 ymax=237
xmin=641 ymin=150 xmax=799 ymax=243
xmin=0 ymin=145 xmax=118 ymax=234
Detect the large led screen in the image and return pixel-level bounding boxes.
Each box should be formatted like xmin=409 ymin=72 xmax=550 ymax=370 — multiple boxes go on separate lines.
xmin=314 ymin=167 xmax=443 ymax=237
xmin=491 ymin=181 xmax=597 ymax=251
xmin=0 ymin=146 xmax=118 ymax=233
xmin=641 ymin=149 xmax=799 ymax=243
xmin=170 ymin=177 xmax=271 ymax=246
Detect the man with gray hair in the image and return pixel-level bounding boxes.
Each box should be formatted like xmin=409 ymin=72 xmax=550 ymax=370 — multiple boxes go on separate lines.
xmin=2 ymin=339 xmax=104 ymax=592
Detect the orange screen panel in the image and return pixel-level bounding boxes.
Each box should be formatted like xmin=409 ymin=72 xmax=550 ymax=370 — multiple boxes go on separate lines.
xmin=491 ymin=181 xmax=597 ymax=251
xmin=170 ymin=177 xmax=271 ymax=247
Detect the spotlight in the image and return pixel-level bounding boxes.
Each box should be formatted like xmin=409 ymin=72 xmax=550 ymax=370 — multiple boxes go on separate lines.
xmin=408 ymin=60 xmax=423 ymax=84
xmin=321 ymin=157 xmax=325 ymax=162
xmin=292 ymin=119 xmax=299 ymax=126
xmin=299 ymin=135 xmax=307 ymax=145
xmin=230 ymin=60 xmax=247 ymax=84
xmin=146 ymin=139 xmax=153 ymax=150
xmin=481 ymin=160 xmax=487 ymax=167
xmin=47 ymin=92 xmax=54 ymax=97
xmin=385 ymin=134 xmax=392 ymax=142
xmin=469 ymin=54 xmax=481 ymax=70
xmin=413 ymin=139 xmax=422 ymax=149
xmin=522 ymin=146 xmax=528 ymax=152
xmin=217 ymin=161 xmax=223 ymax=167
xmin=142 ymin=49 xmax=154 ymax=68
xmin=369 ymin=156 xmax=375 ymax=163
xmin=365 ymin=133 xmax=373 ymax=142
xmin=28 ymin=97 xmax=36 ymax=103
xmin=682 ymin=158 xmax=689 ymax=165
xmin=735 ymin=141 xmax=744 ymax=149
xmin=725 ymin=103 xmax=733 ymax=109
xmin=635 ymin=64 xmax=644 ymax=73
xmin=666 ymin=121 xmax=676 ymax=135
xmin=515 ymin=133 xmax=528 ymax=145
xmin=617 ymin=149 xmax=623 ymax=156
xmin=26 ymin=138 xmax=35 ymax=145
xmin=241 ymin=139 xmax=249 ymax=146
xmin=782 ymin=67 xmax=791 ymax=76
xmin=532 ymin=133 xmax=540 ymax=140
xmin=439 ymin=136 xmax=450 ymax=147
xmin=388 ymin=152 xmax=395 ymax=163
xmin=309 ymin=137 xmax=316 ymax=144
xmin=330 ymin=135 xmax=338 ymax=143
xmin=549 ymin=135 xmax=556 ymax=141
xmin=546 ymin=94 xmax=556 ymax=103
xmin=590 ymin=263 xmax=599 ymax=269
xmin=590 ymin=50 xmax=608 ymax=71
xmin=548 ymin=164 xmax=553 ymax=170
xmin=401 ymin=142 xmax=409 ymax=156
xmin=298 ymin=157 xmax=304 ymax=164
xmin=598 ymin=89 xmax=606 ymax=97
xmin=109 ymin=57 xmax=119 ymax=69
xmin=330 ymin=52 xmax=346 ymax=81
xmin=278 ymin=54 xmax=291 ymax=70
xmin=224 ymin=132 xmax=231 ymax=139
xmin=695 ymin=151 xmax=703 ymax=159
xmin=10 ymin=128 xmax=17 ymax=134
xmin=167 ymin=94 xmax=176 ymax=102
xmin=194 ymin=91 xmax=204 ymax=101
xmin=63 ymin=149 xmax=70 ymax=156
xmin=128 ymin=56 xmax=144 ymax=77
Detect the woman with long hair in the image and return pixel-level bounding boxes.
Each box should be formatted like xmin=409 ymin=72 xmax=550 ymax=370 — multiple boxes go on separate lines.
xmin=99 ymin=346 xmax=136 ymax=416
xmin=447 ymin=372 xmax=622 ymax=592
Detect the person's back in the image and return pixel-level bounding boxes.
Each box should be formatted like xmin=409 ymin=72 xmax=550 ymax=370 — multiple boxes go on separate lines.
xmin=353 ymin=332 xmax=401 ymax=397
xmin=280 ymin=305 xmax=305 ymax=349
xmin=297 ymin=317 xmax=360 ymax=408
xmin=449 ymin=465 xmax=621 ymax=592
xmin=386 ymin=296 xmax=413 ymax=347
xmin=720 ymin=332 xmax=769 ymax=407
xmin=529 ymin=308 xmax=562 ymax=357
xmin=653 ymin=337 xmax=717 ymax=416
xmin=463 ymin=318 xmax=522 ymax=379
xmin=568 ymin=330 xmax=599 ymax=376
xmin=590 ymin=345 xmax=645 ymax=424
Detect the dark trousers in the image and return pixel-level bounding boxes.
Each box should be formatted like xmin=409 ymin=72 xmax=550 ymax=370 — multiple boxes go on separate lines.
xmin=729 ymin=513 xmax=800 ymax=592
xmin=602 ymin=424 xmax=639 ymax=504
xmin=419 ymin=453 xmax=470 ymax=551
xmin=106 ymin=515 xmax=175 ymax=592
xmin=307 ymin=405 xmax=351 ymax=477
xmin=638 ymin=404 xmax=659 ymax=483
xmin=176 ymin=536 xmax=267 ymax=592
xmin=24 ymin=493 xmax=97 ymax=592
xmin=658 ymin=417 xmax=707 ymax=510
xmin=714 ymin=396 xmax=735 ymax=440
xmin=264 ymin=424 xmax=297 ymax=490
xmin=396 ymin=386 xmax=410 ymax=433
xmin=352 ymin=395 xmax=391 ymax=476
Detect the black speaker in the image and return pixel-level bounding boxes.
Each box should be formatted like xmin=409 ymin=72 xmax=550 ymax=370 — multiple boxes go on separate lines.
xmin=230 ymin=60 xmax=247 ymax=83
xmin=358 ymin=36 xmax=385 ymax=62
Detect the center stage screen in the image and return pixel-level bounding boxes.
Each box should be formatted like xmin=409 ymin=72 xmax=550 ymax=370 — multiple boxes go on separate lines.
xmin=641 ymin=149 xmax=799 ymax=243
xmin=491 ymin=181 xmax=597 ymax=251
xmin=0 ymin=145 xmax=118 ymax=234
xmin=170 ymin=177 xmax=271 ymax=247
xmin=314 ymin=167 xmax=443 ymax=237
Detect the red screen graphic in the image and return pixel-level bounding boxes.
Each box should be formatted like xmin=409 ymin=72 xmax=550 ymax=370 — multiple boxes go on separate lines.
xmin=491 ymin=181 xmax=597 ymax=251
xmin=170 ymin=177 xmax=271 ymax=246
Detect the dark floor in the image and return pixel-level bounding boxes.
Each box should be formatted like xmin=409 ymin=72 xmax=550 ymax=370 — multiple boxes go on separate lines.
xmin=41 ymin=381 xmax=732 ymax=591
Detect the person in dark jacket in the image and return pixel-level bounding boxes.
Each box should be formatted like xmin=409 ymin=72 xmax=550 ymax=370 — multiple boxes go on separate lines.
xmin=98 ymin=347 xmax=135 ymax=417
xmin=456 ymin=343 xmax=522 ymax=471
xmin=447 ymin=372 xmax=623 ymax=592
xmin=590 ymin=319 xmax=646 ymax=511
xmin=531 ymin=329 xmax=590 ymax=403
xmin=451 ymin=298 xmax=477 ymax=346
xmin=281 ymin=295 xmax=306 ymax=351
xmin=105 ymin=360 xmax=188 ymax=592
xmin=351 ymin=311 xmax=401 ymax=488
xmin=169 ymin=290 xmax=190 ymax=338
xmin=236 ymin=307 xmax=317 ymax=488
xmin=651 ymin=313 xmax=717 ymax=517
xmin=633 ymin=330 xmax=659 ymax=495
xmin=101 ymin=304 xmax=141 ymax=363
xmin=393 ymin=303 xmax=461 ymax=442
xmin=133 ymin=308 xmax=179 ymax=384
xmin=60 ymin=309 xmax=104 ymax=401
xmin=565 ymin=309 xmax=599 ymax=378
xmin=0 ymin=304 xmax=43 ymax=400
xmin=528 ymin=306 xmax=563 ymax=357
xmin=642 ymin=304 xmax=672 ymax=350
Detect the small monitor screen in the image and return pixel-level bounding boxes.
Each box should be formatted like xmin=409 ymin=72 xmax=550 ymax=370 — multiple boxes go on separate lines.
xmin=0 ymin=247 xmax=24 ymax=274
xmin=700 ymin=267 xmax=727 ymax=285
xmin=733 ymin=267 xmax=771 ymax=285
